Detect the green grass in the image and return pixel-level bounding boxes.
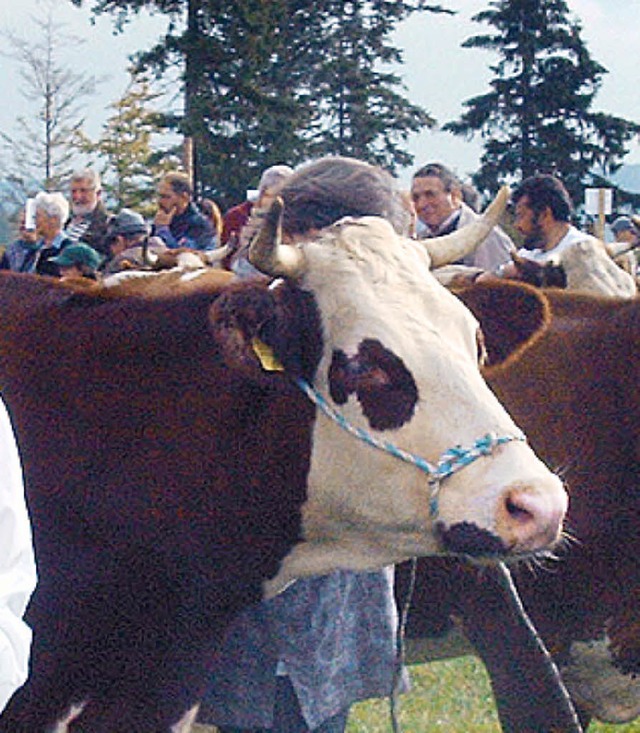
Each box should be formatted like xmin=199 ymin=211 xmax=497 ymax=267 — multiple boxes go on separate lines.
xmin=347 ymin=659 xmax=640 ymax=733
xmin=194 ymin=657 xmax=640 ymax=732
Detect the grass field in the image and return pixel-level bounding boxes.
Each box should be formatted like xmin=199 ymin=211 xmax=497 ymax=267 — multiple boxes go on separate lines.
xmin=193 ymin=657 xmax=640 ymax=732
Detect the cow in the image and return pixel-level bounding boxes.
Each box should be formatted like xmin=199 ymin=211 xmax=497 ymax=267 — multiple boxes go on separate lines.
xmin=0 ymin=157 xmax=567 ymax=731
xmin=433 ymin=236 xmax=637 ymax=299
xmin=399 ymin=284 xmax=640 ymax=731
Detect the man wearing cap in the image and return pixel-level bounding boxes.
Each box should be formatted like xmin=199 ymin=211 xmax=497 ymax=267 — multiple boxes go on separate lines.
xmin=153 ymin=172 xmax=216 ymax=251
xmin=608 ymin=215 xmax=639 ymax=276
xmin=50 ymin=243 xmax=104 ymax=280
xmin=103 ymin=209 xmax=168 ymax=274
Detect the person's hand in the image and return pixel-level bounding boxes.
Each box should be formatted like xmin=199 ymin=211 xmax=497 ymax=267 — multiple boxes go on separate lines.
xmin=154 ymin=206 xmax=176 ymax=227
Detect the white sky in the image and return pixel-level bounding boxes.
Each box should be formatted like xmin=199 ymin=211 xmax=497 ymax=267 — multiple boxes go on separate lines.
xmin=0 ymin=0 xmax=638 ymax=189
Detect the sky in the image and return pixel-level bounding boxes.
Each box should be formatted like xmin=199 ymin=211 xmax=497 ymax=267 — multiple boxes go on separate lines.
xmin=0 ymin=0 xmax=638 ymax=190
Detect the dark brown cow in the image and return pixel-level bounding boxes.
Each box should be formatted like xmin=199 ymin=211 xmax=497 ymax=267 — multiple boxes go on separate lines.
xmin=0 ymin=244 xmax=566 ymax=729
xmin=401 ymin=285 xmax=640 ymax=730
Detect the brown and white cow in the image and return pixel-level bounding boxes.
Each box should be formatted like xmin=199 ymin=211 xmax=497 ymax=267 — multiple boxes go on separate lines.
xmin=0 ymin=159 xmax=566 ymax=731
xmin=401 ymin=284 xmax=640 ymax=731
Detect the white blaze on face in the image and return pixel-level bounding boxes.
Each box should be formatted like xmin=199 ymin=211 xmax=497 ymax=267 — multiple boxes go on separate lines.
xmin=266 ymin=217 xmax=567 ymax=595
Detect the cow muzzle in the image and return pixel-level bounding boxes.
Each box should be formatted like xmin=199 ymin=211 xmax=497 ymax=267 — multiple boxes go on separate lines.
xmin=436 ymin=473 xmax=567 ymax=558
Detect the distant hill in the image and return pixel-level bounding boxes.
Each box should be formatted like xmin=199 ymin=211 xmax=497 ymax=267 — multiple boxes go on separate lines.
xmin=611 ymin=164 xmax=640 ymax=194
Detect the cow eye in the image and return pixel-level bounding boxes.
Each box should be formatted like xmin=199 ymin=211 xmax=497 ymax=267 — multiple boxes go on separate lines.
xmin=476 ymin=328 xmax=488 ymax=366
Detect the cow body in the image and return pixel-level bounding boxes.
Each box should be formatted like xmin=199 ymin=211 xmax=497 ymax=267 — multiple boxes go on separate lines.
xmin=403 ymin=287 xmax=640 ymax=729
xmin=494 ymin=289 xmax=640 ymax=726
xmin=0 ymin=213 xmax=566 ymax=729
xmin=0 ymin=273 xmax=318 ymax=730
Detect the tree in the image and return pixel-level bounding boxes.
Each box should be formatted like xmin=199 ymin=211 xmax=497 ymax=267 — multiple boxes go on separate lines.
xmin=302 ymin=0 xmax=436 ymax=170
xmin=444 ymin=0 xmax=640 ymax=201
xmin=70 ymin=0 xmax=449 ymax=207
xmin=0 ymin=5 xmax=101 ymax=195
xmin=77 ymin=69 xmax=181 ymax=215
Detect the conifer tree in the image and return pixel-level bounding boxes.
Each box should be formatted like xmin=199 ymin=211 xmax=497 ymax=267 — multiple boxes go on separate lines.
xmin=77 ymin=69 xmax=181 ymax=215
xmin=71 ymin=0 xmax=448 ymax=206
xmin=303 ymin=0 xmax=435 ymax=169
xmin=444 ymin=0 xmax=640 ymax=201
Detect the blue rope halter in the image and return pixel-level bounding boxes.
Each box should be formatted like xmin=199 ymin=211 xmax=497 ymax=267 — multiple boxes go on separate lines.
xmin=294 ymin=377 xmax=526 ymax=518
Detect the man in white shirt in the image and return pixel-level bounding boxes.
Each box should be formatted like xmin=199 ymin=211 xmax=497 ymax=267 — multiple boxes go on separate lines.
xmin=0 ymin=398 xmax=36 ymax=714
xmin=494 ymin=174 xmax=636 ymax=298
xmin=508 ymin=174 xmax=582 ymax=265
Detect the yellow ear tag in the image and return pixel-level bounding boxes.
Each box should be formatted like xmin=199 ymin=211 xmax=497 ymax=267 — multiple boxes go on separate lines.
xmin=251 ymin=338 xmax=285 ymax=372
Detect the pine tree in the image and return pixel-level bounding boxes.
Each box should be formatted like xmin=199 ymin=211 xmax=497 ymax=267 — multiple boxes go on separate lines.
xmin=444 ymin=0 xmax=640 ymax=201
xmin=303 ymin=0 xmax=436 ymax=170
xmin=77 ymin=69 xmax=181 ymax=215
xmin=70 ymin=0 xmax=448 ymax=206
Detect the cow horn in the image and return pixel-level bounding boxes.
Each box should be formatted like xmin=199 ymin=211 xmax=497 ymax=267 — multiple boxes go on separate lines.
xmin=248 ymin=197 xmax=307 ymax=279
xmin=422 ymin=186 xmax=510 ymax=269
xmin=142 ymin=236 xmax=159 ymax=268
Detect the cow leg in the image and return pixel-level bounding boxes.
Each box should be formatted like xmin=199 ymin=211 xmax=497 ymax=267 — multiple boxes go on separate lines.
xmin=454 ymin=562 xmax=583 ymax=733
xmin=0 ymin=679 xmax=80 ymax=733
xmin=2 ymin=561 xmax=239 ymax=733
xmin=398 ymin=558 xmax=583 ymax=733
xmin=61 ymin=607 xmax=224 ymax=733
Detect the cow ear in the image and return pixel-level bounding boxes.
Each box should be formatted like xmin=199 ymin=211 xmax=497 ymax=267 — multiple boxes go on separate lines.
xmin=209 ymin=283 xmax=281 ymax=378
xmin=454 ymin=281 xmax=551 ymax=369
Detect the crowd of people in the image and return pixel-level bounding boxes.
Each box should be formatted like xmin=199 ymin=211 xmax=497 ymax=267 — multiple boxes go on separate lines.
xmin=0 ymin=156 xmax=638 ymax=729
xmin=1 ymin=161 xmax=637 ymax=295
xmin=0 ymin=169 xmax=219 ymax=280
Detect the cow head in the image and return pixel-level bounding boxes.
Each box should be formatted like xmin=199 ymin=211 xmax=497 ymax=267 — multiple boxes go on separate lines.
xmin=509 ymin=251 xmax=568 ymax=289
xmin=211 ymin=160 xmax=568 ymax=595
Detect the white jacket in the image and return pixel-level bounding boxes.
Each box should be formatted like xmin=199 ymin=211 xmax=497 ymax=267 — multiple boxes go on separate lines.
xmin=0 ymin=399 xmax=36 ymax=713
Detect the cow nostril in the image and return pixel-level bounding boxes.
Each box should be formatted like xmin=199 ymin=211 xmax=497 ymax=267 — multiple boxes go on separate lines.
xmin=505 ymin=494 xmax=534 ymax=524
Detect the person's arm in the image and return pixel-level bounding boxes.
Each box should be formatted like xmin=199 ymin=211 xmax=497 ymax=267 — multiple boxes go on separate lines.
xmin=0 ymin=400 xmax=37 ymax=713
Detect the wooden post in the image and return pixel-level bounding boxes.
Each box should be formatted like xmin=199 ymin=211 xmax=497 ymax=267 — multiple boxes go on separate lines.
xmin=596 ymin=188 xmax=606 ymax=241
xmin=183 ymin=137 xmax=194 ymax=189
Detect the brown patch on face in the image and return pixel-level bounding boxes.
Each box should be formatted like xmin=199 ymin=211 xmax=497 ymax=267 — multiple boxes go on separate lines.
xmin=328 ymin=338 xmax=418 ymax=430
xmin=435 ymin=521 xmax=506 ymax=557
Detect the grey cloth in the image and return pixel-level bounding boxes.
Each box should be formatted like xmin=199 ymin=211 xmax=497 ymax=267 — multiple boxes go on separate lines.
xmin=198 ymin=568 xmax=407 ymax=731
xmin=455 ymin=203 xmax=515 ymax=271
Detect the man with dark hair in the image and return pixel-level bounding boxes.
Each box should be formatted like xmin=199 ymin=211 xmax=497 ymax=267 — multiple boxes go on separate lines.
xmin=411 ymin=162 xmax=514 ymax=270
xmin=489 ymin=174 xmax=636 ymax=297
xmin=509 ymin=174 xmax=580 ymax=260
xmin=153 ymin=172 xmax=216 ymax=250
